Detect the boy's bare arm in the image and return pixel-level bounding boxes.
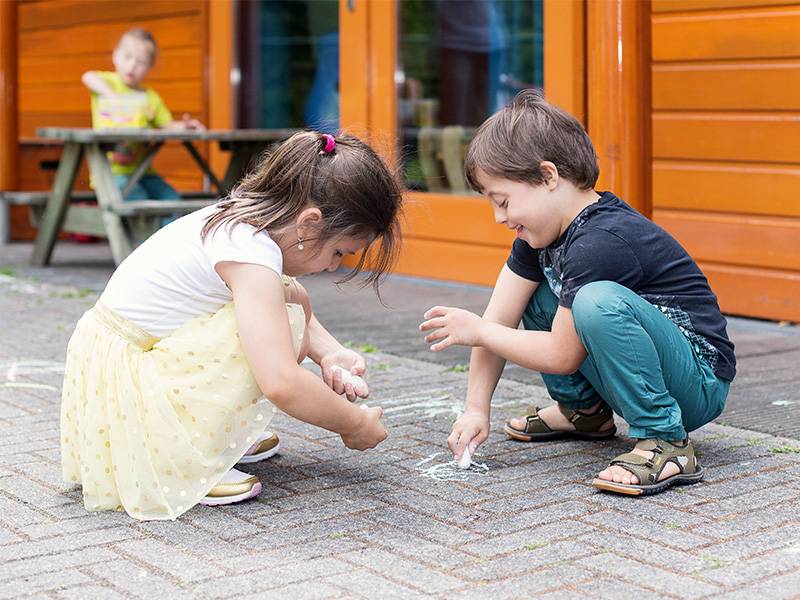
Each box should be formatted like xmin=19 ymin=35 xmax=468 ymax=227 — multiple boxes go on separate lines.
xmin=81 ymin=71 xmax=115 ymax=97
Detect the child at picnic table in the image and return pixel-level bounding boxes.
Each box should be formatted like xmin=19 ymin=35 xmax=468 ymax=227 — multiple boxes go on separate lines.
xmin=420 ymin=90 xmax=736 ymax=496
xmin=61 ymin=131 xmax=402 ymax=520
xmin=81 ymin=28 xmax=204 ymax=201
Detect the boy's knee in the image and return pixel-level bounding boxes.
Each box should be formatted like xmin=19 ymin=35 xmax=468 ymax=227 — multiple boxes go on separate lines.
xmin=572 ymin=281 xmax=629 ymax=333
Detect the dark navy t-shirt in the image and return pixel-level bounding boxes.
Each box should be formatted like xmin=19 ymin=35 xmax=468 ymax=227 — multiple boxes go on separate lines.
xmin=506 ymin=191 xmax=736 ymax=381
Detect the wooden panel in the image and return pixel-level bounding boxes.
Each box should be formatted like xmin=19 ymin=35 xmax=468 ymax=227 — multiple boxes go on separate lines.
xmin=653 ymin=0 xmax=799 ymax=12
xmin=19 ymin=81 xmax=203 ymax=115
xmin=19 ymin=48 xmax=203 ymax=85
xmin=19 ymin=0 xmax=200 ymax=30
xmin=544 ymin=0 xmax=585 ymax=123
xmin=339 ymin=0 xmax=369 ymax=137
xmin=654 ymin=209 xmax=800 ymax=270
xmin=702 ymin=262 xmax=800 ymax=322
xmin=587 ymin=0 xmax=652 ymax=216
xmin=653 ymin=6 xmax=800 ymax=62
xmin=392 ymin=238 xmax=508 ymax=287
xmin=19 ymin=15 xmax=202 ymax=57
xmin=653 ymin=60 xmax=800 ymax=110
xmin=208 ymin=0 xmax=233 ymax=178
xmin=653 ymin=161 xmax=800 ymax=217
xmin=19 ymin=112 xmax=90 ymax=136
xmin=404 ymin=193 xmax=515 ymax=247
xmin=0 ymin=0 xmax=17 ymax=190
xmin=653 ymin=113 xmax=800 ymax=163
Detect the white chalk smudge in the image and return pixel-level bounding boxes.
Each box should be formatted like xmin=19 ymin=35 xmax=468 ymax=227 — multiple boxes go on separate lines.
xmin=772 ymin=400 xmax=795 ymax=407
xmin=415 ymin=452 xmax=489 ymax=481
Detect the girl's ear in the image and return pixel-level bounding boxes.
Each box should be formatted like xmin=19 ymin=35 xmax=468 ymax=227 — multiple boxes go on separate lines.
xmin=539 ymin=161 xmax=559 ymax=190
xmin=295 ymin=207 xmax=324 ymax=240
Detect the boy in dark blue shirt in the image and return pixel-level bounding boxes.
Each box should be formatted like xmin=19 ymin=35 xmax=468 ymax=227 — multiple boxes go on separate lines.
xmin=419 ymin=90 xmax=735 ymax=496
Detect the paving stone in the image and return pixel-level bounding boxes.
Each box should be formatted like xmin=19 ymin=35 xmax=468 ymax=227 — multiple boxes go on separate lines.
xmin=579 ymin=510 xmax=710 ymax=550
xmin=690 ymin=501 xmax=800 ymax=539
xmin=113 ymin=538 xmax=224 ymax=583
xmin=453 ymin=563 xmax=597 ymax=599
xmin=322 ymin=568 xmax=422 ymax=598
xmin=714 ymin=568 xmax=800 ymax=600
xmin=340 ymin=547 xmax=464 ymax=593
xmin=56 ymin=585 xmax=130 ymax=599
xmin=194 ymin=557 xmax=349 ymax=598
xmin=466 ymin=500 xmax=598 ymax=535
xmin=0 ymin=547 xmax=118 ymax=582
xmin=463 ymin=521 xmax=594 ymax=558
xmin=574 ymin=552 xmax=722 ymax=599
xmin=0 ymin=569 xmax=90 ymax=599
xmin=4 ymin=526 xmax=141 ymax=561
xmin=699 ymin=485 xmax=800 ymax=519
xmin=83 ymin=559 xmax=194 ymax=599
xmin=570 ymin=577 xmax=666 ymax=600
xmin=365 ymin=506 xmax=475 ymax=545
xmin=699 ymin=524 xmax=800 ymax=561
xmin=699 ymin=543 xmax=800 ymax=587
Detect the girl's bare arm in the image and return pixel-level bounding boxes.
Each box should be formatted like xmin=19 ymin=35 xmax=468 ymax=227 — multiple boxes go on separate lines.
xmin=216 ymin=261 xmax=387 ymax=450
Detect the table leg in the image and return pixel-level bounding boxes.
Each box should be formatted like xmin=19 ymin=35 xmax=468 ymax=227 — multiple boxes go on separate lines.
xmin=30 ymin=142 xmax=83 ymax=266
xmin=86 ymin=143 xmax=133 ymax=265
xmin=182 ymin=141 xmax=223 ymax=195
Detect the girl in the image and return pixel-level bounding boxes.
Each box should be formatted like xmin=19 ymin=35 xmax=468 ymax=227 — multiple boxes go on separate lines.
xmin=61 ymin=132 xmax=403 ymax=520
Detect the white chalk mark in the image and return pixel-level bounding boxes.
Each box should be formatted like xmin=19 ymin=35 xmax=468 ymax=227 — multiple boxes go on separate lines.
xmin=414 ymin=451 xmax=488 ymax=481
xmin=772 ymin=400 xmax=795 ymax=406
xmin=3 ymin=382 xmax=58 ymax=391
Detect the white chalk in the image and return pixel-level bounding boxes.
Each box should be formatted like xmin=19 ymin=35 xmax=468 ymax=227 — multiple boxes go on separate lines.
xmin=331 ymin=365 xmax=368 ymax=398
xmin=456 ymin=447 xmax=472 ymax=470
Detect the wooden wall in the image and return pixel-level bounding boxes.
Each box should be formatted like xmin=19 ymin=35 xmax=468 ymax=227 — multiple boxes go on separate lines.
xmin=12 ymin=0 xmax=208 ymax=239
xmin=651 ymin=0 xmax=800 ymax=321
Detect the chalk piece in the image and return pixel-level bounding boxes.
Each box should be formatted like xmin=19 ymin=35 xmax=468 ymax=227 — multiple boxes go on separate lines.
xmin=331 ymin=365 xmax=368 ymax=398
xmin=456 ymin=447 xmax=472 ymax=470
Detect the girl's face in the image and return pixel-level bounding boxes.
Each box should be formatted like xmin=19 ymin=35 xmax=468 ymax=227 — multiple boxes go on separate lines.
xmin=282 ymin=233 xmax=368 ymax=277
xmin=475 ymin=168 xmax=566 ymax=249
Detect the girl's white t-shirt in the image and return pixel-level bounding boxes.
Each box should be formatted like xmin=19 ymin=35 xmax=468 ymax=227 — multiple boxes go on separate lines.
xmin=100 ymin=204 xmax=283 ymax=338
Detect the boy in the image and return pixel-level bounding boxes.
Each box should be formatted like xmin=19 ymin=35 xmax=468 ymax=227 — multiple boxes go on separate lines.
xmin=419 ymin=90 xmax=735 ymax=496
xmin=81 ymin=28 xmax=204 ymax=201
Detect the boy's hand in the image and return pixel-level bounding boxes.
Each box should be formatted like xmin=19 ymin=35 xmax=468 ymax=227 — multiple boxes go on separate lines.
xmin=420 ymin=306 xmax=484 ymax=352
xmin=448 ymin=410 xmax=489 ymax=459
xmin=182 ymin=113 xmax=205 ymax=130
xmin=340 ymin=405 xmax=388 ymax=450
xmin=320 ymin=349 xmax=368 ymax=401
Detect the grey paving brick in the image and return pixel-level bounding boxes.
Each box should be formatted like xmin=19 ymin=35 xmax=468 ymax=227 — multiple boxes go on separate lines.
xmin=194 ymin=557 xmax=349 ymax=598
xmin=714 ymin=568 xmax=800 ymax=600
xmin=20 ymin=512 xmax=129 ymax=539
xmin=340 ymin=547 xmax=464 ymax=593
xmin=453 ymin=562 xmax=597 ymax=599
xmin=236 ymin=580 xmax=345 ymax=600
xmin=114 ymin=538 xmax=223 ymax=583
xmin=83 ymin=559 xmax=194 ymax=600
xmin=365 ymin=506 xmax=475 ymax=545
xmin=700 ymin=524 xmax=800 ymax=561
xmin=577 ymin=532 xmax=705 ymax=573
xmin=579 ymin=510 xmax=710 ymax=550
xmin=0 ymin=570 xmax=90 ymax=599
xmin=463 ymin=520 xmax=594 ymax=558
xmin=0 ymin=493 xmax=51 ymax=528
xmin=583 ymin=492 xmax=712 ymax=528
xmin=238 ymin=514 xmax=376 ymax=552
xmin=574 ymin=552 xmax=722 ymax=599
xmin=699 ymin=544 xmax=800 ymax=587
xmin=5 ymin=526 xmax=141 ymax=561
xmin=0 ymin=548 xmax=118 ymax=583
xmin=690 ymin=501 xmax=800 ymax=539
xmin=223 ymin=537 xmax=366 ymax=575
xmin=322 ymin=568 xmax=422 ymax=599
xmin=454 ymin=540 xmax=596 ymax=582
xmin=479 ymin=483 xmax=596 ymax=513
xmin=349 ymin=526 xmax=469 ymax=569
xmin=570 ymin=577 xmax=667 ymax=600
xmin=466 ymin=500 xmax=597 ymax=534
xmin=56 ymin=586 xmax=129 ymax=600
xmin=700 ymin=485 xmax=800 ymax=519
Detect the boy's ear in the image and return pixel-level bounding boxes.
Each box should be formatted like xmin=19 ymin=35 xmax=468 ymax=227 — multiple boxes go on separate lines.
xmin=540 ymin=161 xmax=559 ymax=190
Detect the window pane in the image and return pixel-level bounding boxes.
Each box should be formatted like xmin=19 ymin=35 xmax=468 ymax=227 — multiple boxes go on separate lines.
xmin=238 ymin=0 xmax=339 ymax=132
xmin=398 ymin=0 xmax=543 ymax=192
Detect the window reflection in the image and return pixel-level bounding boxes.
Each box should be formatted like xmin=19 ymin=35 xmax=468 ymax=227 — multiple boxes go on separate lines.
xmin=399 ymin=0 xmax=543 ymax=192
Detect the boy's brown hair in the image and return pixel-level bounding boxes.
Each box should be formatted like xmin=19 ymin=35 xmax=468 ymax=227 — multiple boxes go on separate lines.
xmin=464 ymin=89 xmax=599 ymax=192
xmin=117 ymin=28 xmax=158 ymax=64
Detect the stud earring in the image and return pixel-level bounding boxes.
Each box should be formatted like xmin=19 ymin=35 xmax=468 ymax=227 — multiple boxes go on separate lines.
xmin=297 ymin=239 xmax=305 ymax=251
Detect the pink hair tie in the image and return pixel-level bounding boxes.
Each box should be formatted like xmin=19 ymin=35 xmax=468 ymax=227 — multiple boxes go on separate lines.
xmin=322 ymin=134 xmax=336 ymax=154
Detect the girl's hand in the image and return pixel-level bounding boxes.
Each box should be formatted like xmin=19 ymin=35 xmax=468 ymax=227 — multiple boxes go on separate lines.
xmin=419 ymin=306 xmax=485 ymax=352
xmin=448 ymin=410 xmax=489 ymax=460
xmin=320 ymin=349 xmax=368 ymax=401
xmin=341 ymin=405 xmax=388 ymax=450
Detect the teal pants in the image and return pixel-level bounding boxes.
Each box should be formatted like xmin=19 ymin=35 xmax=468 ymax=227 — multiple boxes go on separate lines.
xmin=523 ymin=281 xmax=729 ymax=440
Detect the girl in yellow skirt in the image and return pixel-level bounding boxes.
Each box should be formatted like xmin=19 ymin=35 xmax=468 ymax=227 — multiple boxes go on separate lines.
xmin=61 ymin=132 xmax=402 ymax=520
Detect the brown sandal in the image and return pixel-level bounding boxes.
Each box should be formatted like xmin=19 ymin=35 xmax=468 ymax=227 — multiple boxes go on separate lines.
xmin=503 ymin=403 xmax=617 ymax=442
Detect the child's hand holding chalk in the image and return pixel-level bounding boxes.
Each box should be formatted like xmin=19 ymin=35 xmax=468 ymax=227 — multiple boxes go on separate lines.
xmin=329 ymin=365 xmax=369 ymax=401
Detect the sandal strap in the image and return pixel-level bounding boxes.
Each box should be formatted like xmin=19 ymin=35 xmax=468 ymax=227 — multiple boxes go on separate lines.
xmin=522 ymin=406 xmax=555 ymax=435
xmin=557 ymin=403 xmax=613 ymax=433
xmin=609 ymin=438 xmax=699 ymax=485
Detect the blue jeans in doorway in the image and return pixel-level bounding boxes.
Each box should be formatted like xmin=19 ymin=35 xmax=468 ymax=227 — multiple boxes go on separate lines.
xmin=523 ymin=281 xmax=729 ymax=440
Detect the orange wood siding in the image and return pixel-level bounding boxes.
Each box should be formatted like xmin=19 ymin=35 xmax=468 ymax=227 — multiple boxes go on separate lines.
xmin=651 ymin=1 xmax=800 ymax=322
xmin=13 ymin=0 xmax=209 ymax=240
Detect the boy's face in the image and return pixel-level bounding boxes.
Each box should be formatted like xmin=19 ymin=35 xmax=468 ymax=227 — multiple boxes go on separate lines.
xmin=112 ymin=36 xmax=154 ymax=87
xmin=476 ymin=169 xmax=564 ymax=249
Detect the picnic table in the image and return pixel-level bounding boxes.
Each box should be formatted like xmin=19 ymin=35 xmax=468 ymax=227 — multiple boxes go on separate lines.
xmin=26 ymin=127 xmax=298 ymax=266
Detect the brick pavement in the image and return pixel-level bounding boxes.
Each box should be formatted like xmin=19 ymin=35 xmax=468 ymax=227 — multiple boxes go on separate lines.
xmin=1 ymin=242 xmax=800 ymax=599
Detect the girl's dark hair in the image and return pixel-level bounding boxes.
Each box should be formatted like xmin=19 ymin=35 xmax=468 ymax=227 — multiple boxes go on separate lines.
xmin=201 ymin=131 xmax=403 ymax=293
xmin=464 ymin=89 xmax=599 ymax=192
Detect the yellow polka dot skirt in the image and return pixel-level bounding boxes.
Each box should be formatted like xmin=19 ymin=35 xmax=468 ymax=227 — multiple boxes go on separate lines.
xmin=60 ymin=300 xmax=305 ymax=520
